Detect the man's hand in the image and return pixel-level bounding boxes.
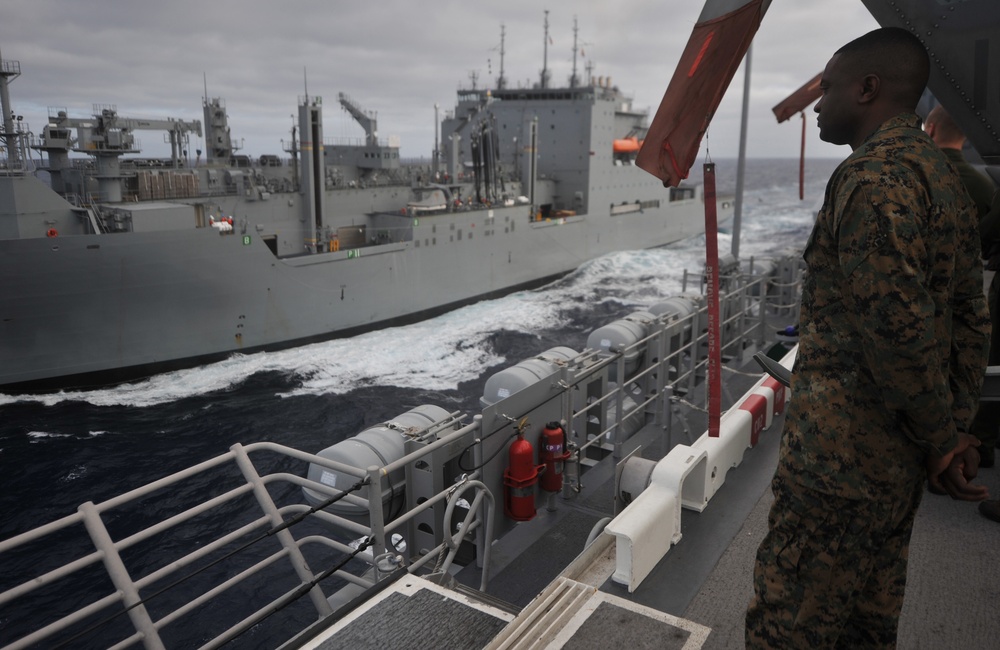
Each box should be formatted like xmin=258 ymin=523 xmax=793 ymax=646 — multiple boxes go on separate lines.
xmin=927 ymin=434 xmax=990 ymax=501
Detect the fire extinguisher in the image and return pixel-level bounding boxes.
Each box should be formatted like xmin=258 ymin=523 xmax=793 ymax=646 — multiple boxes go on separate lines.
xmin=503 ymin=428 xmax=544 ymax=521
xmin=538 ymin=422 xmax=571 ymax=493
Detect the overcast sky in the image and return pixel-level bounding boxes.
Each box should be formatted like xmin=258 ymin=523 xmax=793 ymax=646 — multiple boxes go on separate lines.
xmin=1 ymin=1 xmax=880 ymax=162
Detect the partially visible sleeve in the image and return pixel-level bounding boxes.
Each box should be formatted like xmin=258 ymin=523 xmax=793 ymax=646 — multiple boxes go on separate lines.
xmin=950 ymin=198 xmax=992 ymax=430
xmin=979 ymin=189 xmax=1000 ymax=259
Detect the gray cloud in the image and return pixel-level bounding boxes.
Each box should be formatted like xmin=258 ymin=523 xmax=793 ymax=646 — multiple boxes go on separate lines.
xmin=1 ymin=0 xmax=879 ymax=161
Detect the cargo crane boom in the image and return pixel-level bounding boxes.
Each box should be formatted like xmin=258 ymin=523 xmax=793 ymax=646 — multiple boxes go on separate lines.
xmin=337 ymin=92 xmax=378 ymax=147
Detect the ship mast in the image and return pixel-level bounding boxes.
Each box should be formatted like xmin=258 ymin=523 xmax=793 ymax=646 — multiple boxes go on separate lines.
xmin=570 ymin=16 xmax=579 ymax=88
xmin=731 ymin=43 xmax=753 ymax=258
xmin=496 ymin=24 xmax=507 ymax=90
xmin=540 ymin=10 xmax=550 ymax=89
xmin=0 ymin=48 xmax=23 ymax=168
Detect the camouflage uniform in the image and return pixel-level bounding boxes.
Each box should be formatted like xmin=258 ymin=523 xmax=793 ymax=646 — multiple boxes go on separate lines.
xmin=948 ymin=145 xmax=1000 ymax=460
xmin=746 ymin=113 xmax=990 ymax=649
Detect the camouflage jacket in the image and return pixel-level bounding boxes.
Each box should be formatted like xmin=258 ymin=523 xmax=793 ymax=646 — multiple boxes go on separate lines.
xmin=777 ymin=113 xmax=991 ymax=501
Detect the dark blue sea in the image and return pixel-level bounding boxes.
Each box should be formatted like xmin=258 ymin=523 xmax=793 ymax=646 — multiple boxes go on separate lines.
xmin=0 ymin=158 xmax=839 ymax=648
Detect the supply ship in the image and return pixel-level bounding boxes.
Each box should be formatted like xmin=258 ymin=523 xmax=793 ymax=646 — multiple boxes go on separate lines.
xmin=0 ymin=24 xmax=726 ymax=393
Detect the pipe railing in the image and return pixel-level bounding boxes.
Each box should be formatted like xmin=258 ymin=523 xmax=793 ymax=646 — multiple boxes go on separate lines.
xmin=569 ymin=267 xmax=786 ymax=462
xmin=0 ymin=415 xmax=494 ymax=650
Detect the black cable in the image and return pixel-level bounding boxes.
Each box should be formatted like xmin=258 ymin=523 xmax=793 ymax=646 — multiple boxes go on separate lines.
xmin=458 ymin=427 xmax=520 ymax=473
xmin=215 ymin=535 xmax=376 ymax=644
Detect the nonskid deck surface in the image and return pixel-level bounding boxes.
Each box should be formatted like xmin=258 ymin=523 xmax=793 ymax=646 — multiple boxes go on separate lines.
xmin=681 ymin=460 xmax=1000 ymax=649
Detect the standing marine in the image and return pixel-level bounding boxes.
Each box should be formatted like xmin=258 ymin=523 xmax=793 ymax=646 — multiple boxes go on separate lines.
xmin=745 ymin=27 xmax=991 ymax=649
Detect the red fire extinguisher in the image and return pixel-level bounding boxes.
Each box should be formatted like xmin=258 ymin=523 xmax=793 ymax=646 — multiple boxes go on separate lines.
xmin=538 ymin=422 xmax=570 ymax=493
xmin=504 ymin=430 xmax=544 ymax=521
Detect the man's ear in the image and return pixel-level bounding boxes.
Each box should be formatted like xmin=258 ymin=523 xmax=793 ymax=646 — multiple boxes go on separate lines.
xmin=859 ymin=73 xmax=880 ymax=104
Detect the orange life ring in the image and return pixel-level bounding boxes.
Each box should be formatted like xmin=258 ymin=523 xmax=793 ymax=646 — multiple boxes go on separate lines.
xmin=46 ymin=228 xmax=58 ymax=238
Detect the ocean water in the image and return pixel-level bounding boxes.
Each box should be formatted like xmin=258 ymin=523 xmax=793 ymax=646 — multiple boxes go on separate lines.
xmin=0 ymin=157 xmax=840 ymax=648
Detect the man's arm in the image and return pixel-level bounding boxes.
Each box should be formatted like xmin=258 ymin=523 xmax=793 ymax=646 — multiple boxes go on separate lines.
xmin=949 ymin=196 xmax=992 ymax=430
xmin=930 ymin=181 xmax=991 ymax=500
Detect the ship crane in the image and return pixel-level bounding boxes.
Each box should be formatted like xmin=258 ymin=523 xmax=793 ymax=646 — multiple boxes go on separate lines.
xmin=110 ymin=113 xmax=203 ymax=165
xmin=337 ymin=92 xmax=378 ymax=147
xmin=37 ymin=107 xmax=202 ymax=203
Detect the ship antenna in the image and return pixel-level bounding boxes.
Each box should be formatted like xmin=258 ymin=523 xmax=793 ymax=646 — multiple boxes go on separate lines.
xmin=570 ymin=16 xmax=578 ymax=88
xmin=0 ymin=47 xmax=23 ymax=168
xmin=303 ymin=67 xmax=309 ymax=101
xmin=497 ymin=24 xmax=507 ymax=90
xmin=540 ymin=9 xmax=550 ymax=89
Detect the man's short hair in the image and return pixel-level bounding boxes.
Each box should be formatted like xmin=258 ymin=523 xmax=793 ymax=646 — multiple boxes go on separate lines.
xmin=835 ymin=27 xmax=930 ymax=109
xmin=926 ymin=104 xmax=965 ymax=142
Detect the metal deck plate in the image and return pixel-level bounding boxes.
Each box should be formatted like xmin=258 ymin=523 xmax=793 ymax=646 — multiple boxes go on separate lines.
xmin=297 ymin=576 xmax=514 ymax=650
xmin=485 ymin=576 xmax=709 ymax=649
xmin=567 ymin=600 xmax=693 ymax=649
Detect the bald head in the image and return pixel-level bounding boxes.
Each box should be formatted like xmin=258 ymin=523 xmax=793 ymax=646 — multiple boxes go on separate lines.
xmin=925 ymin=104 xmax=967 ymax=149
xmin=834 ymin=27 xmax=929 ymax=111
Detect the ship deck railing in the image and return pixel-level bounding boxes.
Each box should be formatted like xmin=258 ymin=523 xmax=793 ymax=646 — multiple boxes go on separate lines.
xmin=0 ymin=135 xmax=35 ymax=176
xmin=0 ymin=415 xmax=497 ymax=650
xmin=572 ymin=261 xmax=795 ymax=466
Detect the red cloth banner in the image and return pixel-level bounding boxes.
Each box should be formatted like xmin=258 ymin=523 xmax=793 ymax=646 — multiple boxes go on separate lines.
xmin=703 ymin=163 xmax=721 ymax=437
xmin=636 ymin=0 xmax=767 ymax=187
xmin=771 ymin=72 xmax=823 ymax=123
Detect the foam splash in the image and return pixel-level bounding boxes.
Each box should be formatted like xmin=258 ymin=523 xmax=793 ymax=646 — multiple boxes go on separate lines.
xmin=26 ymin=431 xmax=73 ymax=441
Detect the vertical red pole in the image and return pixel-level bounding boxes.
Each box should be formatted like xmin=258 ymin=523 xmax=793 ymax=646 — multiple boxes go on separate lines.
xmin=703 ymin=162 xmax=721 ymax=437
xmin=799 ymin=111 xmax=806 ymax=201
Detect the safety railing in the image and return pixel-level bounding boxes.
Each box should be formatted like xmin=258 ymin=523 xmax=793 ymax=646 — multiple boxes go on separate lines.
xmin=0 ymin=128 xmax=34 ymax=175
xmin=0 ymin=417 xmax=492 ymax=650
xmin=565 ymin=259 xmax=797 ymax=463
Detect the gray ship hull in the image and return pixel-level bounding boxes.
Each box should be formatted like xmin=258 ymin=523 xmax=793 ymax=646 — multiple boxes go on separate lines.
xmin=0 ymin=176 xmax=706 ymax=390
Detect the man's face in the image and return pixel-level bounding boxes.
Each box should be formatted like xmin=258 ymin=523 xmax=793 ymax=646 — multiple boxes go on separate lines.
xmin=814 ymin=53 xmax=861 ymax=147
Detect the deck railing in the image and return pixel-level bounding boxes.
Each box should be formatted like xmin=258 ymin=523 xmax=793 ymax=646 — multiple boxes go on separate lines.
xmin=568 ymin=257 xmax=800 ymax=463
xmin=0 ymin=421 xmax=493 ymax=650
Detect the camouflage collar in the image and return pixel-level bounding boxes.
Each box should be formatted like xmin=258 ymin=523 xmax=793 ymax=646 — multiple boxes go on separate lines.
xmin=863 ymin=112 xmax=922 ymax=145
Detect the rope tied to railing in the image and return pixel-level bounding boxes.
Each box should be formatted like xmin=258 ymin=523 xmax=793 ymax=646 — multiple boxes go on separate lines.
xmin=201 ymin=534 xmax=379 ymax=649
xmin=276 ymin=535 xmax=375 ymax=609
xmin=670 ymin=394 xmax=722 ymax=415
xmin=277 ymin=476 xmax=370 ymax=534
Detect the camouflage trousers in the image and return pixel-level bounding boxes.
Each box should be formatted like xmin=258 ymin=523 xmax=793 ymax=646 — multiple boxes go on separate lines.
xmin=745 ymin=476 xmax=924 ymax=649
